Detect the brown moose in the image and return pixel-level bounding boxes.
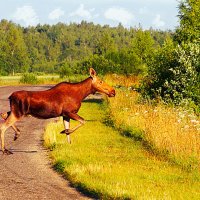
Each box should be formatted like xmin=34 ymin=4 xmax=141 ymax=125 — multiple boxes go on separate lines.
xmin=0 ymin=68 xmax=115 ymax=154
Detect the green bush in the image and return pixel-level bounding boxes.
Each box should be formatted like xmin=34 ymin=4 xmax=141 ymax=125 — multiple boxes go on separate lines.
xmin=59 ymin=66 xmax=73 ymax=78
xmin=142 ymin=39 xmax=200 ymax=111
xmin=19 ymin=73 xmax=39 ymax=84
xmin=141 ymin=0 xmax=200 ymax=112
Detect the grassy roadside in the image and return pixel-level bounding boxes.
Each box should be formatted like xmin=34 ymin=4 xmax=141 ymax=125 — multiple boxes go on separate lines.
xmin=44 ymin=99 xmax=200 ymax=199
xmin=104 ymin=74 xmax=200 ymax=171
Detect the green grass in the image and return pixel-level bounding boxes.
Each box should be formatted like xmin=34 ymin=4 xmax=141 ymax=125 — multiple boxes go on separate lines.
xmin=0 ymin=74 xmax=88 ymax=86
xmin=0 ymin=75 xmax=58 ymax=85
xmin=44 ymin=101 xmax=200 ymax=199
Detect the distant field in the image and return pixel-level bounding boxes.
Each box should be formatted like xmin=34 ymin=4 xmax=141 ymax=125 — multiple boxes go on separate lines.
xmin=0 ymin=74 xmax=87 ymax=86
xmin=0 ymin=75 xmax=58 ymax=85
xmin=0 ymin=75 xmax=21 ymax=85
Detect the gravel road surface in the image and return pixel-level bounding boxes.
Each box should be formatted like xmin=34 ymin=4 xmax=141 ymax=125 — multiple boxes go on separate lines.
xmin=0 ymin=85 xmax=91 ymax=200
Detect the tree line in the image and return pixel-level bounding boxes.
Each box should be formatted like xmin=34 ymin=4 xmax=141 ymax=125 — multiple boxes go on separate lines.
xmin=0 ymin=19 xmax=172 ymax=76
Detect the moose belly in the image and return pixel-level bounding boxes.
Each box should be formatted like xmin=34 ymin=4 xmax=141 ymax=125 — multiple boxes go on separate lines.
xmin=28 ymin=102 xmax=62 ymax=119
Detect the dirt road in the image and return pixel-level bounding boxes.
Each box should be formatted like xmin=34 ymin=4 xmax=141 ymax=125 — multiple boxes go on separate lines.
xmin=0 ymin=86 xmax=90 ymax=200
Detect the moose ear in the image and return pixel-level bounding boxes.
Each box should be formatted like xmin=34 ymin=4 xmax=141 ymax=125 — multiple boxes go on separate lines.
xmin=89 ymin=68 xmax=97 ymax=78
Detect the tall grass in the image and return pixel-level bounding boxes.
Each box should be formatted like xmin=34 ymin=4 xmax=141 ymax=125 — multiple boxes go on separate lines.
xmin=105 ymin=74 xmax=200 ymax=170
xmin=44 ymin=101 xmax=199 ymax=199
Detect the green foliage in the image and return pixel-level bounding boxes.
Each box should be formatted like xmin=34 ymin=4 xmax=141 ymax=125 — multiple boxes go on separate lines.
xmin=141 ymin=0 xmax=200 ymax=111
xmin=175 ymin=0 xmax=200 ymax=43
xmin=54 ymin=160 xmax=66 ymax=173
xmin=19 ymin=73 xmax=39 ymax=84
xmin=0 ymin=19 xmax=171 ymax=76
xmin=94 ymin=32 xmax=117 ymax=55
xmin=142 ymin=39 xmax=176 ymax=98
xmin=80 ymin=55 xmax=117 ymax=75
xmin=173 ymin=41 xmax=200 ymax=105
xmin=58 ymin=63 xmax=73 ymax=78
xmin=0 ymin=20 xmax=30 ymax=75
xmin=131 ymin=28 xmax=155 ymax=64
xmin=142 ymin=39 xmax=200 ymax=107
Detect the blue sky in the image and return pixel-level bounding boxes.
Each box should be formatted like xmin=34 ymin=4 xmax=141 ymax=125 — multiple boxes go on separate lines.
xmin=0 ymin=0 xmax=179 ymax=30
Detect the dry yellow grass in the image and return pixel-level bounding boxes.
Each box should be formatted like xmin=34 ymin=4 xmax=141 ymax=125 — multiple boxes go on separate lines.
xmin=105 ymin=74 xmax=200 ymax=169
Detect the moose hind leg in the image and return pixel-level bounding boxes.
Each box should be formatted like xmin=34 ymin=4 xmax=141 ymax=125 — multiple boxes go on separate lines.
xmin=0 ymin=112 xmax=21 ymax=141
xmin=0 ymin=124 xmax=13 ymax=155
xmin=0 ymin=112 xmax=19 ymax=154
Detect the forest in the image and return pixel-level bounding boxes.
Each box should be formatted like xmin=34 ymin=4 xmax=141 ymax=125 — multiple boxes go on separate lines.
xmin=0 ymin=20 xmax=171 ymax=75
xmin=0 ymin=0 xmax=199 ymax=110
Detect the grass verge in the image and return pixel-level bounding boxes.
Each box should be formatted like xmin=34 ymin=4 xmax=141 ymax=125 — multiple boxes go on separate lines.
xmin=104 ymin=74 xmax=200 ymax=171
xmin=44 ymin=99 xmax=200 ymax=199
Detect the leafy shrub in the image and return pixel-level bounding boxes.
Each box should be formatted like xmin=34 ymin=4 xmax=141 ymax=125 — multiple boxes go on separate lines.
xmin=19 ymin=73 xmax=39 ymax=84
xmin=59 ymin=65 xmax=73 ymax=78
xmin=171 ymin=41 xmax=200 ymax=105
xmin=141 ymin=0 xmax=200 ymax=112
xmin=142 ymin=39 xmax=200 ymax=111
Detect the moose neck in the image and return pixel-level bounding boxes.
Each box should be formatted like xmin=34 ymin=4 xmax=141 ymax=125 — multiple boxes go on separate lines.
xmin=76 ymin=77 xmax=96 ymax=101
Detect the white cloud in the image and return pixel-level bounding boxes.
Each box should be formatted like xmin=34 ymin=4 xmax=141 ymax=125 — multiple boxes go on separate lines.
xmin=48 ymin=8 xmax=65 ymax=20
xmin=152 ymin=14 xmax=165 ymax=27
xmin=69 ymin=4 xmax=95 ymax=19
xmin=104 ymin=7 xmax=134 ymax=26
xmin=13 ymin=6 xmax=39 ymax=26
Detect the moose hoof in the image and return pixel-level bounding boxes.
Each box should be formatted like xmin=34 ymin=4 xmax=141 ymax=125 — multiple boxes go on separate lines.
xmin=14 ymin=134 xmax=20 ymax=141
xmin=0 ymin=112 xmax=8 ymax=120
xmin=60 ymin=129 xmax=74 ymax=135
xmin=3 ymin=149 xmax=13 ymax=155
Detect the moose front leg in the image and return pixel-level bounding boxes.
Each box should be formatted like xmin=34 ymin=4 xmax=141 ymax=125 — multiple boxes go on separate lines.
xmin=60 ymin=113 xmax=85 ymax=143
xmin=62 ymin=116 xmax=71 ymax=144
